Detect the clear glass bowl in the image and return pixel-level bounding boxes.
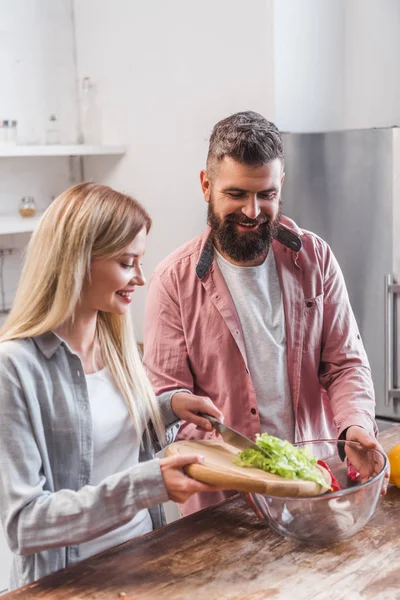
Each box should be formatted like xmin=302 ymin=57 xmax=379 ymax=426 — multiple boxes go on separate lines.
xmin=248 ymin=439 xmax=387 ymax=545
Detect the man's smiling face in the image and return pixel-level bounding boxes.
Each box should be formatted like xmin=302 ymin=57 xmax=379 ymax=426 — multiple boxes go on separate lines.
xmin=201 ymin=156 xmax=284 ymax=266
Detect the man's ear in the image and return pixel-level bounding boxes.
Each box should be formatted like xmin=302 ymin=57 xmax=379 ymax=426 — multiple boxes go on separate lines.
xmin=200 ymin=170 xmax=211 ymax=203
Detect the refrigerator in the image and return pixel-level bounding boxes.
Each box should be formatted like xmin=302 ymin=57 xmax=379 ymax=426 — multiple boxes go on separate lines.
xmin=281 ymin=127 xmax=400 ymax=424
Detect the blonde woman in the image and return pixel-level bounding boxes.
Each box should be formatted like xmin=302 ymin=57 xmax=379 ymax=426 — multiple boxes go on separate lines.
xmin=0 ymin=183 xmax=223 ymax=590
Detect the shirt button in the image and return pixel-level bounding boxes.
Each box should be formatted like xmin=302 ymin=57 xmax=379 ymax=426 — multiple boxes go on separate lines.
xmin=250 ymin=408 xmax=257 ymax=415
xmin=306 ymin=301 xmax=313 ymax=308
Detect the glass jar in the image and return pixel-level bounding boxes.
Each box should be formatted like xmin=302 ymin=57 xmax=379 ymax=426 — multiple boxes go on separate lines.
xmin=4 ymin=120 xmax=17 ymax=145
xmin=19 ymin=197 xmax=37 ymax=218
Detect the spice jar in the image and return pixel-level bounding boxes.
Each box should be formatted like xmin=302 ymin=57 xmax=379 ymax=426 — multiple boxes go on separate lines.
xmin=19 ymin=197 xmax=37 ymax=218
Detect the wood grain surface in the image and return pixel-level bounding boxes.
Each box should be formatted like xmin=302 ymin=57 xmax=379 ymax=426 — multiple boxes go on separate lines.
xmin=4 ymin=426 xmax=400 ymax=600
xmin=165 ymin=439 xmax=331 ymax=496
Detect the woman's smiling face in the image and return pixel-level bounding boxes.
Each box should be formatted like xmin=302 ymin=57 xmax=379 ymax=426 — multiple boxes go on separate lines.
xmin=80 ymin=226 xmax=147 ymax=315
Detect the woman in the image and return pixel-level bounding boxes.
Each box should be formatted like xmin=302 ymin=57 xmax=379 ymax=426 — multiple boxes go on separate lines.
xmin=0 ymin=182 xmax=223 ymax=590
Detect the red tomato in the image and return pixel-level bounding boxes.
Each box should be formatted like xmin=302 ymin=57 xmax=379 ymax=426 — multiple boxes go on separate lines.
xmin=317 ymin=459 xmax=342 ymax=491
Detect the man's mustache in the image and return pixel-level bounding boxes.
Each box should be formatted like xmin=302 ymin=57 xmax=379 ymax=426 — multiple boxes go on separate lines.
xmin=225 ymin=214 xmax=270 ymax=227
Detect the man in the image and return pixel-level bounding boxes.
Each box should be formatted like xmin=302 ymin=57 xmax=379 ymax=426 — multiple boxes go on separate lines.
xmin=144 ymin=111 xmax=387 ymax=515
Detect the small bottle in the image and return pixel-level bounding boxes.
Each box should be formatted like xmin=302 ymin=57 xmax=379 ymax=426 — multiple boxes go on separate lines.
xmin=80 ymin=77 xmax=101 ymax=144
xmin=45 ymin=114 xmax=60 ymax=144
xmin=19 ymin=197 xmax=37 ymax=218
xmin=3 ymin=120 xmax=17 ymax=145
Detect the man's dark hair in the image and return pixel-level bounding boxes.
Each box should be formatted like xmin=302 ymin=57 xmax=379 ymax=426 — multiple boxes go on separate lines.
xmin=206 ymin=111 xmax=284 ymax=175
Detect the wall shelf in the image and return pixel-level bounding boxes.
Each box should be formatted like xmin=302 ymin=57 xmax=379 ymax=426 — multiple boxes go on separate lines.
xmin=0 ymin=144 xmax=125 ymax=158
xmin=0 ymin=213 xmax=43 ymax=235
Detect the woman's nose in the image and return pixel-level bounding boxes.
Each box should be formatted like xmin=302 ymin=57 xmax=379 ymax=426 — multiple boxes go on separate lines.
xmin=130 ymin=268 xmax=146 ymax=287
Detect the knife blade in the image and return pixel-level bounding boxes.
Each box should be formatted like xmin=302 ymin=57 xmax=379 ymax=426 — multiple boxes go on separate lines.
xmin=198 ymin=413 xmax=271 ymax=458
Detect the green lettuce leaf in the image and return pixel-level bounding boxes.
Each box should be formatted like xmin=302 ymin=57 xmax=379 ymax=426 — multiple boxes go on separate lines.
xmin=234 ymin=433 xmax=328 ymax=488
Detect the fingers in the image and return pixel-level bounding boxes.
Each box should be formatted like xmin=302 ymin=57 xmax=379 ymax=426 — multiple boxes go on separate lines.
xmin=192 ymin=396 xmax=224 ymax=422
xmin=186 ymin=396 xmax=224 ymax=431
xmin=172 ymin=393 xmax=224 ymax=431
xmin=161 ymin=454 xmax=204 ymax=469
xmin=192 ymin=414 xmax=214 ymax=431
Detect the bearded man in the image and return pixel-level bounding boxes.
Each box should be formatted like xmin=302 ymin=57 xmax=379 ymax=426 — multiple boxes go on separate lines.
xmin=144 ymin=111 xmax=386 ymax=516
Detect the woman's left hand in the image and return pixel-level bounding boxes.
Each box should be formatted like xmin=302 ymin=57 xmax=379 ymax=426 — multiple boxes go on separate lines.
xmin=171 ymin=392 xmax=224 ymax=432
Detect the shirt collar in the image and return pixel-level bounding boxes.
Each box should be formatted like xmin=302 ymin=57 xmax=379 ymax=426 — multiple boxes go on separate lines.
xmin=32 ymin=331 xmax=65 ymax=359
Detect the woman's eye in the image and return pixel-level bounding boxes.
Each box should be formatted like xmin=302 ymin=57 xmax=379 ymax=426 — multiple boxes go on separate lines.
xmin=121 ymin=263 xmax=133 ymax=270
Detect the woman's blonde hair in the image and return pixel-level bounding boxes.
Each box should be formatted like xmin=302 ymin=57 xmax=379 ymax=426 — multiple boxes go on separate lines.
xmin=0 ymin=182 xmax=164 ymax=441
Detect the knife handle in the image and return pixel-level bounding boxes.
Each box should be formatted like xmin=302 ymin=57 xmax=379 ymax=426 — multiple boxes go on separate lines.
xmin=197 ymin=412 xmax=221 ymax=432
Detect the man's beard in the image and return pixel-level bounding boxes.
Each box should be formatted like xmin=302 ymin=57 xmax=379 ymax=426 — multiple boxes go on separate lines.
xmin=207 ymin=196 xmax=282 ymax=263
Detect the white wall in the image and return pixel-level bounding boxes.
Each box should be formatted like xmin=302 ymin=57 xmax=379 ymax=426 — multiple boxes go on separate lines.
xmin=73 ymin=0 xmax=276 ymax=340
xmin=343 ymin=0 xmax=400 ymax=129
xmin=274 ymin=0 xmax=346 ymax=132
xmin=0 ymin=0 xmax=79 ymax=314
xmin=274 ymin=0 xmax=400 ymax=132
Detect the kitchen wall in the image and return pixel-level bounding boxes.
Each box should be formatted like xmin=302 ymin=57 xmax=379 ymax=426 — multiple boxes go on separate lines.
xmin=73 ymin=0 xmax=276 ymax=341
xmin=343 ymin=0 xmax=400 ymax=130
xmin=0 ymin=0 xmax=78 ymax=318
xmin=274 ymin=0 xmax=346 ymax=132
xmin=274 ymin=0 xmax=400 ymax=132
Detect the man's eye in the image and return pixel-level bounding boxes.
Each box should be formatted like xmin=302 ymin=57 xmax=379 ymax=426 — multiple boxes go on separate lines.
xmin=259 ymin=193 xmax=276 ymax=200
xmin=227 ymin=192 xmax=245 ymax=199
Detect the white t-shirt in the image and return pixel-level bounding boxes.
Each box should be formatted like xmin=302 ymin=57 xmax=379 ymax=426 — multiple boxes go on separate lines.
xmin=215 ymin=249 xmax=295 ymax=442
xmin=79 ymin=368 xmax=152 ymax=560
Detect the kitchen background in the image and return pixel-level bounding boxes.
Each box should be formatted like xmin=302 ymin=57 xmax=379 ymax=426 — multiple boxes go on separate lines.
xmin=1 ymin=0 xmax=400 ymax=593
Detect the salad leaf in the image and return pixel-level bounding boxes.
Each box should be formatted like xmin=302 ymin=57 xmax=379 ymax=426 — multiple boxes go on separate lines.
xmin=234 ymin=433 xmax=329 ymax=488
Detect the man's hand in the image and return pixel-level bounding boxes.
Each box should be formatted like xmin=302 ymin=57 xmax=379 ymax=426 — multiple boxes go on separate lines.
xmin=171 ymin=392 xmax=224 ymax=432
xmin=344 ymin=425 xmax=389 ymax=495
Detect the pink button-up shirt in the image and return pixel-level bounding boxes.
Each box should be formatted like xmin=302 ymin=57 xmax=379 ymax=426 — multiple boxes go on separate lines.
xmin=144 ymin=216 xmax=377 ymax=514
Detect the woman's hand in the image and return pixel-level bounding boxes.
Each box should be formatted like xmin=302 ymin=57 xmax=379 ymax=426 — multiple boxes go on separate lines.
xmin=345 ymin=425 xmax=389 ymax=495
xmin=160 ymin=454 xmax=221 ymax=503
xmin=171 ymin=392 xmax=224 ymax=432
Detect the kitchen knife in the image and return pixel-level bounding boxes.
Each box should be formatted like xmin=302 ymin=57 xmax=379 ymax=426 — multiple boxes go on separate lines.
xmin=198 ymin=413 xmax=271 ymax=458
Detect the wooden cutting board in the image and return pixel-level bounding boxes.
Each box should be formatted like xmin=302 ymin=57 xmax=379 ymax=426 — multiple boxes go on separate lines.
xmin=166 ymin=439 xmax=331 ymax=497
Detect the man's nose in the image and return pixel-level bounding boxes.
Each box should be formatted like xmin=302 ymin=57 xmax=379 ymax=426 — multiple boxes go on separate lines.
xmin=241 ymin=196 xmax=261 ymax=220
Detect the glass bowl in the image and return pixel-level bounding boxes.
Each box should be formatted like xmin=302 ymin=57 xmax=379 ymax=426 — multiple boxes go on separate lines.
xmin=248 ymin=439 xmax=387 ymax=545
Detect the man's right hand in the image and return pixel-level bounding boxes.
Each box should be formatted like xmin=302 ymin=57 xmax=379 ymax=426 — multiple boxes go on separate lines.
xmin=159 ymin=454 xmax=222 ymax=503
xmin=171 ymin=392 xmax=224 ymax=432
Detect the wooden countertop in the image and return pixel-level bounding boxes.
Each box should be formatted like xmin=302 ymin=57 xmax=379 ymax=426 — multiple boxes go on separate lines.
xmin=5 ymin=425 xmax=400 ymax=600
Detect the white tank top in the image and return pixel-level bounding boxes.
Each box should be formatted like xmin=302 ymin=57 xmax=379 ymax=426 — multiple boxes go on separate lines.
xmin=79 ymin=368 xmax=152 ymax=560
